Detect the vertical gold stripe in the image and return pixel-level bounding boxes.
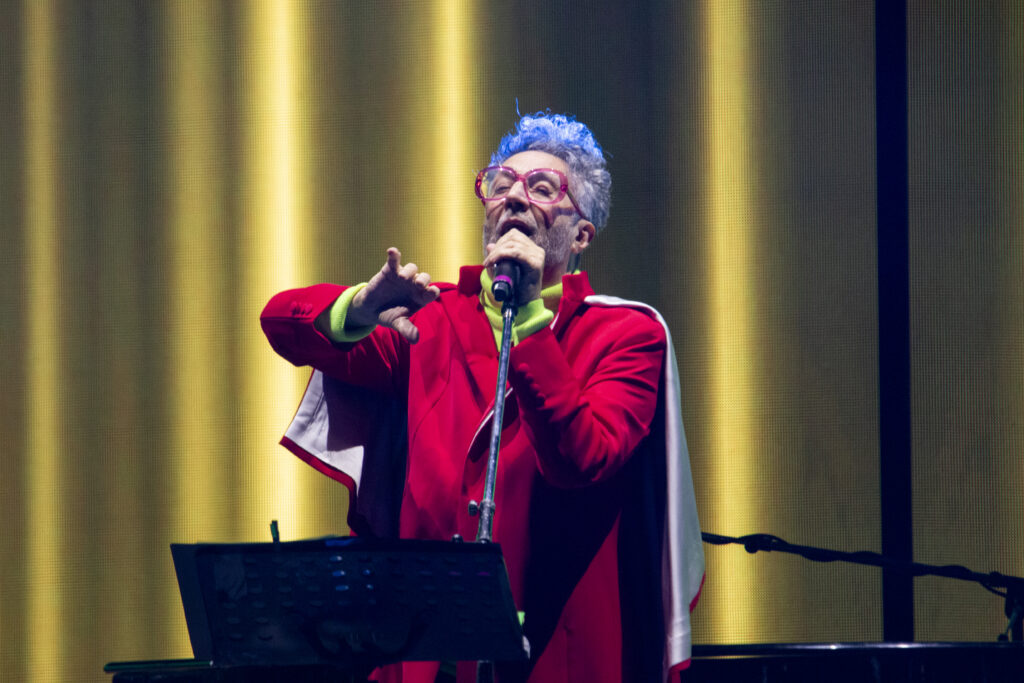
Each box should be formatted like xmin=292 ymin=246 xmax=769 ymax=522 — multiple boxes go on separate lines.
xmin=433 ymin=0 xmax=477 ymax=280
xmin=165 ymin=0 xmax=227 ymax=537
xmin=239 ymin=0 xmax=311 ymax=539
xmin=703 ymin=0 xmax=759 ymax=641
xmin=24 ymin=0 xmax=62 ymax=679
xmin=162 ymin=1 xmax=228 ymax=656
xmin=1002 ymin=1 xmax=1024 ymax=578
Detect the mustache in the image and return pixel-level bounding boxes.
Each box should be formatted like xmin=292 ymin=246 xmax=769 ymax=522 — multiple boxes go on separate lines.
xmin=497 ymin=219 xmax=535 ymax=238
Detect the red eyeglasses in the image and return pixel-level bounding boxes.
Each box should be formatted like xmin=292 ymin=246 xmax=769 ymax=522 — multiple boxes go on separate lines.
xmin=475 ymin=166 xmax=589 ymax=221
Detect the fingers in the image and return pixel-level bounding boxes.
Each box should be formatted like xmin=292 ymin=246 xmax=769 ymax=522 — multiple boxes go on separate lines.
xmin=368 ymin=248 xmax=440 ymax=342
xmin=393 ymin=317 xmax=420 ymax=344
xmin=380 ymin=307 xmax=421 ymax=344
xmin=483 ymin=227 xmax=531 ymax=261
xmin=387 ymin=250 xmax=433 ymax=289
xmin=385 ymin=247 xmax=402 ymax=272
xmin=482 ymin=228 xmax=544 ymax=272
xmin=389 ymin=253 xmax=438 ymax=297
xmin=482 ymin=229 xmax=544 ymax=304
xmin=415 ymin=273 xmax=440 ymax=298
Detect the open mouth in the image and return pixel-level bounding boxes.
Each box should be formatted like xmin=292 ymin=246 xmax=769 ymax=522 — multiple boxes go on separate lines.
xmin=498 ymin=219 xmax=535 ymax=239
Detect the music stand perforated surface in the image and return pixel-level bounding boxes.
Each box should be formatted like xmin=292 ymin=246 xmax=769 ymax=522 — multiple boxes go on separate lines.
xmin=171 ymin=536 xmax=528 ymax=671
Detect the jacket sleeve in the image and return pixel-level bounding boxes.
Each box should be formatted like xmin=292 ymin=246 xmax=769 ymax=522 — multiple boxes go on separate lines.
xmin=260 ymin=284 xmax=409 ymax=396
xmin=507 ymin=306 xmax=666 ymax=488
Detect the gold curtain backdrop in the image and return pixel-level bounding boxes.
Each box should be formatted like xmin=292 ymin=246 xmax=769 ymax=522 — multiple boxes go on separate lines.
xmin=908 ymin=0 xmax=1024 ymax=640
xmin=0 ymin=1 xmax=1021 ymax=681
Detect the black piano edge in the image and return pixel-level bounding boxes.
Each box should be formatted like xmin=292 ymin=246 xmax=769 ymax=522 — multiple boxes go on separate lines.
xmin=693 ymin=642 xmax=1024 ymax=657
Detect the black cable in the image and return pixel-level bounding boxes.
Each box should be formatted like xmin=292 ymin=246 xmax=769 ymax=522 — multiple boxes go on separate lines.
xmin=702 ymin=532 xmax=1020 ymax=605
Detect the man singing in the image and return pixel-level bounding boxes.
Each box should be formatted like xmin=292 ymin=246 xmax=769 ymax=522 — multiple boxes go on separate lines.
xmin=261 ymin=112 xmax=704 ymax=683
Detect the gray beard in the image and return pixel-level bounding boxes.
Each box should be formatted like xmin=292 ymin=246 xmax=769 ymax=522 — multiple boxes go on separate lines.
xmin=541 ymin=222 xmax=574 ymax=273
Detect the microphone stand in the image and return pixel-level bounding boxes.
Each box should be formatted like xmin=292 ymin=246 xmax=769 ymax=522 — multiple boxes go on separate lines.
xmin=703 ymin=532 xmax=1024 ymax=642
xmin=471 ymin=295 xmax=517 ymax=683
xmin=474 ymin=296 xmax=516 ymax=543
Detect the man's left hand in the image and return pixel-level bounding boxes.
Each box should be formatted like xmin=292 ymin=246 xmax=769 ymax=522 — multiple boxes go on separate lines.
xmin=483 ymin=228 xmax=544 ymax=304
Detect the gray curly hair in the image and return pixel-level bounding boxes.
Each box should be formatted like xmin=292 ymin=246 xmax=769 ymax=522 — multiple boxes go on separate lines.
xmin=489 ymin=112 xmax=612 ymax=233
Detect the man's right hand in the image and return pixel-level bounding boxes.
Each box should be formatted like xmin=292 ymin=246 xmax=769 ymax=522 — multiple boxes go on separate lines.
xmin=345 ymin=247 xmax=440 ymax=344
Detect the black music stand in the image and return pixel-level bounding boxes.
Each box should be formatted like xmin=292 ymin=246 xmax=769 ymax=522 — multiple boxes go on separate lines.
xmin=173 ymin=536 xmax=527 ymax=670
xmin=106 ymin=536 xmax=528 ymax=681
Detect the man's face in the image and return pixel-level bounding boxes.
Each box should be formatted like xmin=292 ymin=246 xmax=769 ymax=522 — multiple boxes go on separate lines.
xmin=480 ymin=150 xmax=584 ymax=277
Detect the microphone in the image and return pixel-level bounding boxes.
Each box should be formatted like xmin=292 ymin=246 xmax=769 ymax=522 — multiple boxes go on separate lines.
xmin=491 ymin=260 xmax=521 ymax=303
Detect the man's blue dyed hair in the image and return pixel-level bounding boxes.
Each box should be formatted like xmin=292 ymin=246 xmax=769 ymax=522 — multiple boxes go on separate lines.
xmin=490 ymin=112 xmax=611 ymax=232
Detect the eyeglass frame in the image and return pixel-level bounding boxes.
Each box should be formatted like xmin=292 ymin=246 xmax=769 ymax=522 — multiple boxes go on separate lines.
xmin=474 ymin=166 xmax=590 ymax=222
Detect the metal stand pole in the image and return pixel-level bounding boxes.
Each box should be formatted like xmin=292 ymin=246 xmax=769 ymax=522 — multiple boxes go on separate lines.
xmin=473 ymin=298 xmax=517 ymax=682
xmin=474 ymin=298 xmax=516 ymax=544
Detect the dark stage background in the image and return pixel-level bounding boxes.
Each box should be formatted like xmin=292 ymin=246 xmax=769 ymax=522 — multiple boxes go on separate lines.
xmin=0 ymin=1 xmax=1021 ymax=681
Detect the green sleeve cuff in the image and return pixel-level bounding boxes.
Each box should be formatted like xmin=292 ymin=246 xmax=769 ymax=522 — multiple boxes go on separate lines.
xmin=513 ymin=298 xmax=554 ymax=342
xmin=326 ymin=283 xmax=375 ymax=343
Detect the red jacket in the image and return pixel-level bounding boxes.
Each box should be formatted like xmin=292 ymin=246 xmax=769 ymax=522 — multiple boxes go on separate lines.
xmin=261 ymin=267 xmax=683 ymax=683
